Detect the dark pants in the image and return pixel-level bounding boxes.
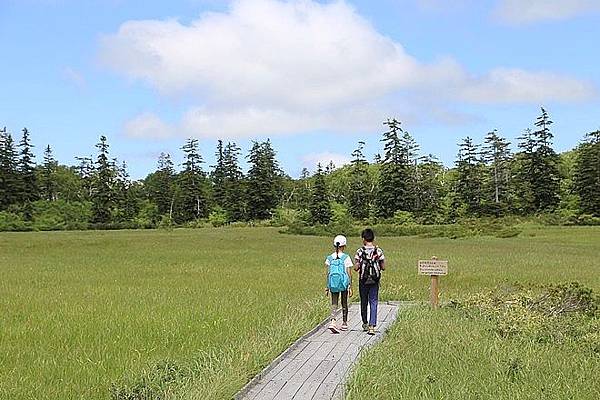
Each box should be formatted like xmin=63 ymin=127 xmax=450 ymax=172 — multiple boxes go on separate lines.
xmin=331 ymin=290 xmax=349 ymax=322
xmin=359 ymin=282 xmax=379 ymax=326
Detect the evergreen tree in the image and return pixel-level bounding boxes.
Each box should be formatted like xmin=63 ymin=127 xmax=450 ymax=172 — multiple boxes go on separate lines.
xmin=513 ymin=129 xmax=536 ymax=214
xmin=149 ymin=152 xmax=176 ymax=218
xmin=348 ymin=141 xmax=371 ymax=220
xmin=246 ymin=140 xmax=282 ymax=220
xmin=41 ymin=145 xmax=58 ymax=201
xmin=574 ymin=130 xmax=600 ymax=216
xmin=530 ymin=107 xmax=561 ymax=211
xmin=376 ymin=119 xmax=411 ymax=218
xmin=113 ymin=160 xmax=138 ymax=222
xmin=0 ymin=128 xmax=20 ymax=210
xmin=211 ymin=140 xmax=226 ymax=208
xmin=309 ymin=163 xmax=332 ymax=224
xmin=401 ymin=131 xmax=420 ymax=211
xmin=481 ymin=129 xmax=511 ymax=214
xmin=177 ymin=138 xmax=208 ymax=222
xmin=222 ymin=142 xmax=246 ymax=221
xmin=455 ymin=136 xmax=484 ymax=215
xmin=415 ymin=154 xmax=444 ymax=221
xmin=74 ymin=155 xmax=94 ymax=201
xmin=18 ymin=128 xmax=38 ymax=207
xmin=91 ymin=135 xmax=114 ymax=224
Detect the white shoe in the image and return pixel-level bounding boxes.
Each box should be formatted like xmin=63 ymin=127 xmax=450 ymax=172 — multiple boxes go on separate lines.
xmin=340 ymin=322 xmax=348 ymax=331
xmin=328 ymin=320 xmax=340 ymax=334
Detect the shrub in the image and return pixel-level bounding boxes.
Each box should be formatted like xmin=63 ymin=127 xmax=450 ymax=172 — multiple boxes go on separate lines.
xmin=0 ymin=211 xmax=32 ymax=231
xmin=208 ymin=208 xmax=228 ymax=227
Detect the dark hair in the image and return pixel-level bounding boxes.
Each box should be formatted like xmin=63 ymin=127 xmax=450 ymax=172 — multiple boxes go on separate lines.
xmin=334 ymin=242 xmax=340 ymax=259
xmin=361 ymin=228 xmax=375 ymax=242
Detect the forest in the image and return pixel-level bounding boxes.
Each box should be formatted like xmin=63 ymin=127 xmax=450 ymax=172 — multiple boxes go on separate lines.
xmin=1 ymin=108 xmax=599 ymax=232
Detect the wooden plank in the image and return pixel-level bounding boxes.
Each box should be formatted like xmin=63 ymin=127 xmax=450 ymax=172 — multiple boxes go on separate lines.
xmin=275 ymin=341 xmax=338 ymax=399
xmin=237 ymin=303 xmax=408 ymax=400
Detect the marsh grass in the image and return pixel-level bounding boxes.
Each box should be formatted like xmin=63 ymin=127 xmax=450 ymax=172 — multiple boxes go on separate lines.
xmin=0 ymin=226 xmax=598 ymax=399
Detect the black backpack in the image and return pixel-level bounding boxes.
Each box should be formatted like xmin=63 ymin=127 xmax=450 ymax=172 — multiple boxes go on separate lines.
xmin=359 ymin=246 xmax=381 ymax=285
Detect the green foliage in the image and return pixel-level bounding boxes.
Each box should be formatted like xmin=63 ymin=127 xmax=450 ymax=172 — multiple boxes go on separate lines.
xmin=208 ymin=207 xmax=228 ymax=227
xmin=32 ymin=199 xmax=91 ymax=230
xmin=455 ymin=283 xmax=599 ymax=353
xmin=246 ymin=140 xmax=282 ymax=220
xmin=574 ymin=131 xmax=600 ymax=216
xmin=376 ymin=119 xmax=411 ymax=218
xmin=309 ymin=164 xmax=332 ymax=224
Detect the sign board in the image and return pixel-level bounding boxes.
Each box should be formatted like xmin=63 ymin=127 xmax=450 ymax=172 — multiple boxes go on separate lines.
xmin=418 ymin=259 xmax=448 ymax=276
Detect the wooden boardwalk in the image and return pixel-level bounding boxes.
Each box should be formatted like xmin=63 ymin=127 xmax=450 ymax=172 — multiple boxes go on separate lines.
xmin=235 ymin=302 xmax=402 ymax=400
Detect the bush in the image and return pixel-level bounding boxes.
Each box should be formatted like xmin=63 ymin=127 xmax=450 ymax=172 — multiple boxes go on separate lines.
xmin=577 ymin=214 xmax=600 ymax=226
xmin=31 ymin=200 xmax=91 ymax=231
xmin=271 ymin=207 xmax=309 ymax=227
xmin=453 ymin=283 xmax=599 ymax=353
xmin=0 ymin=211 xmax=32 ymax=231
xmin=393 ymin=210 xmax=415 ymax=225
xmin=208 ymin=208 xmax=228 ymax=227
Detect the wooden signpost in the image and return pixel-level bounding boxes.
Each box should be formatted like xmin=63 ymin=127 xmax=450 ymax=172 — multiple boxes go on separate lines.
xmin=418 ymin=256 xmax=448 ymax=309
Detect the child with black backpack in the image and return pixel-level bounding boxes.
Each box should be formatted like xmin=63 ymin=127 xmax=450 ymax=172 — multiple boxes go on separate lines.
xmin=354 ymin=228 xmax=385 ymax=335
xmin=325 ymin=235 xmax=353 ymax=333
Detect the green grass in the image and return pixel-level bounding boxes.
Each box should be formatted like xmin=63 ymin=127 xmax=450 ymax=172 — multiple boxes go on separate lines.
xmin=0 ymin=226 xmax=598 ymax=399
xmin=346 ymin=307 xmax=599 ymax=400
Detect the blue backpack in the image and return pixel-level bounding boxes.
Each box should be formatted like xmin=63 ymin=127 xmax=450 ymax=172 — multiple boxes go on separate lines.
xmin=327 ymin=253 xmax=349 ymax=293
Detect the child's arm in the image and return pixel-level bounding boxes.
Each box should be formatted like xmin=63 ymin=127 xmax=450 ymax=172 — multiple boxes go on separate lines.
xmin=324 ymin=261 xmax=330 ymax=295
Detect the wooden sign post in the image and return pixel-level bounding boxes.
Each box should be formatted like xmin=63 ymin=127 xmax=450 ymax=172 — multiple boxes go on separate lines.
xmin=418 ymin=256 xmax=448 ymax=309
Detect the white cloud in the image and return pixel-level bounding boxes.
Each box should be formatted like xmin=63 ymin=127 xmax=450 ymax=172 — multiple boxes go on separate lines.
xmin=62 ymin=67 xmax=86 ymax=88
xmin=460 ymin=68 xmax=595 ymax=103
xmin=301 ymin=152 xmax=351 ymax=171
xmin=123 ymin=112 xmax=175 ymax=139
xmin=494 ymin=0 xmax=600 ymax=24
xmin=100 ymin=0 xmax=596 ymax=140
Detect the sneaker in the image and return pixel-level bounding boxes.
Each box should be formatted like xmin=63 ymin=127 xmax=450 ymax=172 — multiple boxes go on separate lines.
xmin=362 ymin=323 xmax=369 ymax=332
xmin=367 ymin=326 xmax=376 ymax=335
xmin=328 ymin=320 xmax=340 ymax=334
xmin=340 ymin=322 xmax=348 ymax=331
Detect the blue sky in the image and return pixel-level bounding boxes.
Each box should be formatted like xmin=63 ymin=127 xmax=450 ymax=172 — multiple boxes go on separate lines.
xmin=1 ymin=0 xmax=599 ymax=179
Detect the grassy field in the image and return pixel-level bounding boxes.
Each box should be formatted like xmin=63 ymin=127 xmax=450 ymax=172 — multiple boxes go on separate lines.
xmin=0 ymin=226 xmax=598 ymax=399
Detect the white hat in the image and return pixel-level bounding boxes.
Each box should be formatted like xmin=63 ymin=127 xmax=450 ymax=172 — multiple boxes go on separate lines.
xmin=333 ymin=235 xmax=347 ymax=247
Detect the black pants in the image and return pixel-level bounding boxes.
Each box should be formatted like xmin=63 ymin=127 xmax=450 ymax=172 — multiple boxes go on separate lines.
xmin=331 ymin=290 xmax=349 ymax=322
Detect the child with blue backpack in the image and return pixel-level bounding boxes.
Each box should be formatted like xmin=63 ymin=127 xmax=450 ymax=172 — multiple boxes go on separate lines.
xmin=325 ymin=235 xmax=353 ymax=333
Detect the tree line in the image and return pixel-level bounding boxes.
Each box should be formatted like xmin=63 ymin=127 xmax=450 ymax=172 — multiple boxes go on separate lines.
xmin=0 ymin=108 xmax=599 ymax=231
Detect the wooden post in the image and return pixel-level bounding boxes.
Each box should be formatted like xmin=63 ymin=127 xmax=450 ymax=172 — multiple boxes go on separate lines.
xmin=430 ymin=256 xmax=439 ymax=309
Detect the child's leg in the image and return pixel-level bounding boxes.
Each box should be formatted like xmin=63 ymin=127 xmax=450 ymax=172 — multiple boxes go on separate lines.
xmin=330 ymin=291 xmax=340 ymax=320
xmin=341 ymin=290 xmax=349 ymax=323
xmin=359 ymin=283 xmax=369 ymax=325
xmin=368 ymin=284 xmax=379 ymax=326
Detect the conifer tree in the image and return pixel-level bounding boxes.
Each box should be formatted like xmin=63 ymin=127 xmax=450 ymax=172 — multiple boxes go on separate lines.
xmin=246 ymin=140 xmax=282 ymax=220
xmin=41 ymin=145 xmax=58 ymax=201
xmin=574 ymin=130 xmax=600 ymax=216
xmin=222 ymin=142 xmax=246 ymax=221
xmin=91 ymin=135 xmax=114 ymax=223
xmin=481 ymin=129 xmax=511 ymax=214
xmin=309 ymin=163 xmax=331 ymax=224
xmin=154 ymin=152 xmax=176 ymax=218
xmin=211 ymin=140 xmax=226 ymax=208
xmin=401 ymin=131 xmax=420 ymax=210
xmin=376 ymin=119 xmax=411 ymax=218
xmin=348 ymin=141 xmax=371 ymax=219
xmin=530 ymin=107 xmax=561 ymax=211
xmin=75 ymin=155 xmax=94 ymax=201
xmin=18 ymin=128 xmax=38 ymax=207
xmin=0 ymin=128 xmax=20 ymax=210
xmin=177 ymin=138 xmax=208 ymax=221
xmin=415 ymin=154 xmax=444 ymax=221
xmin=513 ymin=129 xmax=536 ymax=214
xmin=455 ymin=136 xmax=484 ymax=215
